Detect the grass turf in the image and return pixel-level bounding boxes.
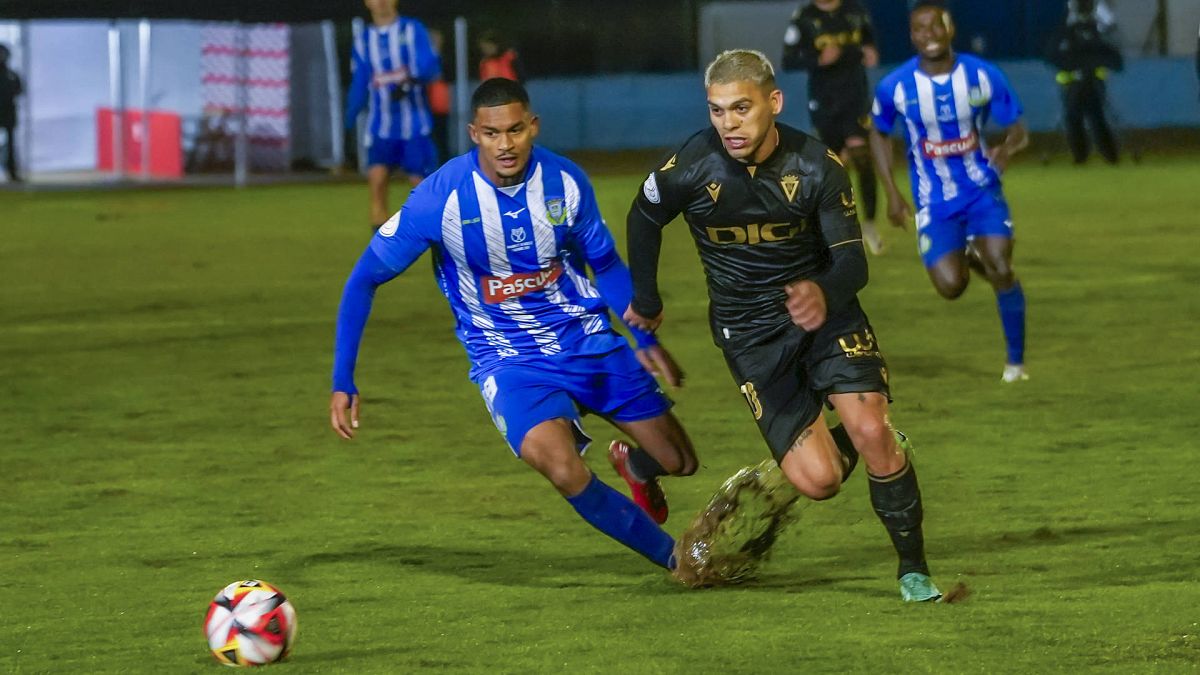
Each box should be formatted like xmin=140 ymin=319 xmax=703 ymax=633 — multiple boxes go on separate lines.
xmin=2 ymin=155 xmax=1198 ymax=672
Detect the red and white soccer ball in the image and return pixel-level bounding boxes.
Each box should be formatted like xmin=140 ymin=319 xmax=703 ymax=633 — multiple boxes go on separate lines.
xmin=204 ymin=580 xmax=297 ymax=666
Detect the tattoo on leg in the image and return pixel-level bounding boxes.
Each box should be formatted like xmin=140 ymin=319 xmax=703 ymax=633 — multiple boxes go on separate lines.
xmin=796 ymin=429 xmax=813 ymax=446
xmin=857 ymin=393 xmax=867 ymax=402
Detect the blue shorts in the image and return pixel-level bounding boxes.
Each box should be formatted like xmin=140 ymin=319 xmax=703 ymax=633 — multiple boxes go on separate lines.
xmin=366 ymin=135 xmax=438 ymax=177
xmin=475 ymin=346 xmax=672 ymax=457
xmin=915 ymin=186 xmax=1013 ymax=268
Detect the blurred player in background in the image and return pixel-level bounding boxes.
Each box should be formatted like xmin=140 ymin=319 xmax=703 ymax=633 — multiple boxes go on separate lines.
xmin=625 ymin=49 xmax=942 ymax=602
xmin=478 ymin=31 xmax=526 ymax=84
xmin=869 ymin=1 xmax=1030 ymax=383
xmin=426 ymin=28 xmax=452 ymax=164
xmin=330 ymin=78 xmax=700 ymax=571
xmin=782 ymin=0 xmax=885 ymax=255
xmin=346 ymin=0 xmax=441 ymax=229
xmin=1047 ymin=0 xmax=1124 ymax=164
xmin=0 ymin=43 xmax=23 ymax=183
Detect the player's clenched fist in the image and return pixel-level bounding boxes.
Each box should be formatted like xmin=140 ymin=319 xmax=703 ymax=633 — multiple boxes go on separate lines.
xmin=784 ymin=280 xmax=828 ymax=332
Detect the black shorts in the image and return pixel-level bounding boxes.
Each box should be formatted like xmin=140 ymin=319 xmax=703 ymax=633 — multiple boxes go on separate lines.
xmin=809 ymin=96 xmax=870 ymax=155
xmin=722 ymin=307 xmax=891 ymax=462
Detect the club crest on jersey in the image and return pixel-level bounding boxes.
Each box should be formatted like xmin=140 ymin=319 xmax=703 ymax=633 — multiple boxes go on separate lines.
xmin=706 ymin=181 xmax=722 ymax=203
xmin=510 ymin=227 xmax=527 ymax=243
xmin=545 ymin=198 xmax=567 ymax=225
xmin=780 ymin=174 xmax=800 ymax=203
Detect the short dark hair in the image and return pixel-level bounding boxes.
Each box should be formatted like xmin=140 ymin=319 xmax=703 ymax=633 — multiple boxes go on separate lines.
xmin=910 ymin=0 xmax=948 ymax=14
xmin=471 ymin=78 xmax=529 ymax=114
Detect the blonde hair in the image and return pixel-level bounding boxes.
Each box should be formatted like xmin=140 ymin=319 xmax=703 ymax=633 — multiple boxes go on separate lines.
xmin=704 ymin=49 xmax=777 ymax=90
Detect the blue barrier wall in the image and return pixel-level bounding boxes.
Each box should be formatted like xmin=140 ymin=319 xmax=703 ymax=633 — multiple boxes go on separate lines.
xmin=528 ymin=57 xmax=1200 ymax=152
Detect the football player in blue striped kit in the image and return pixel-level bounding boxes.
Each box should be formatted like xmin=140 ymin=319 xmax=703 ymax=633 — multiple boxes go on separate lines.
xmin=869 ymin=1 xmax=1030 ymax=383
xmin=329 ymin=78 xmax=700 ymax=572
xmin=347 ymin=0 xmax=442 ymax=229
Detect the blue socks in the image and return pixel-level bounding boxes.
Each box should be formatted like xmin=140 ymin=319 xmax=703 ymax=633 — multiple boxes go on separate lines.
xmin=566 ymin=474 xmax=675 ymax=569
xmin=995 ymin=282 xmax=1026 ymax=365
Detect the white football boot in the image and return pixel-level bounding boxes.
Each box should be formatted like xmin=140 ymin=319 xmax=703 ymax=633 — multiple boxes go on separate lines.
xmin=1001 ymin=363 xmax=1029 ymax=383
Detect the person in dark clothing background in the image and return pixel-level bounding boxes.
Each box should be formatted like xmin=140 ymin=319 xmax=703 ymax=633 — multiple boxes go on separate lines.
xmin=782 ymin=0 xmax=885 ymax=255
xmin=1046 ymin=0 xmax=1124 ymax=164
xmin=0 ymin=43 xmax=23 ymax=182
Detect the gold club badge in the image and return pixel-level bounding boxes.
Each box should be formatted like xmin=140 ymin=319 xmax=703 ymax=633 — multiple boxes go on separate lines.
xmin=780 ymin=174 xmax=800 ymax=203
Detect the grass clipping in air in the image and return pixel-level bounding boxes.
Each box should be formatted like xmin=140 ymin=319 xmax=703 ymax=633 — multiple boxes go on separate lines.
xmin=672 ymin=459 xmax=800 ymax=588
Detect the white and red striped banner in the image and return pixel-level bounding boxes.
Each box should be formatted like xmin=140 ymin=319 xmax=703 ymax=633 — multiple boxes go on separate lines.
xmin=201 ymin=23 xmax=290 ymax=171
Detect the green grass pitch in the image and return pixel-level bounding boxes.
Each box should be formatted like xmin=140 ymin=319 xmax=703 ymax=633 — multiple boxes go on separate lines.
xmin=2 ymin=155 xmax=1199 ymax=672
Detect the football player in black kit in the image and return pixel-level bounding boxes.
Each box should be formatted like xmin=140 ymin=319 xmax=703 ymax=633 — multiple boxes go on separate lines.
xmin=783 ymin=0 xmax=885 ymax=255
xmin=624 ymin=49 xmax=941 ymax=602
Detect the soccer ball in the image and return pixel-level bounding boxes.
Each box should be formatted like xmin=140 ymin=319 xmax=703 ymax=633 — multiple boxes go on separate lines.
xmin=204 ymin=580 xmax=297 ymax=666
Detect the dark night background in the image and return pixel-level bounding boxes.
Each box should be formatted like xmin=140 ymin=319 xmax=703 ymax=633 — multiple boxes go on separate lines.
xmin=0 ymin=0 xmax=1074 ymax=76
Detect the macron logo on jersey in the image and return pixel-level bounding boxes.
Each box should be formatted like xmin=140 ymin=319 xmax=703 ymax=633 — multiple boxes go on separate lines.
xmin=921 ymin=132 xmax=980 ymax=159
xmin=481 ymin=262 xmax=564 ymax=304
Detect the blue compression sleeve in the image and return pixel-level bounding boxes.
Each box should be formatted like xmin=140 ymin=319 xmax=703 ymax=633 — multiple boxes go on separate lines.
xmin=332 ymin=247 xmax=401 ymax=394
xmin=590 ymin=249 xmax=658 ymax=348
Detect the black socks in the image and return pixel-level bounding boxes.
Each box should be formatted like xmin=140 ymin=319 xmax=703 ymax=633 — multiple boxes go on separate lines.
xmin=868 ymin=460 xmax=930 ymax=578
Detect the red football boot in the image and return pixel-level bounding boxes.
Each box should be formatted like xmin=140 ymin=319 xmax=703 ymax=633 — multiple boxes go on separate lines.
xmin=608 ymin=440 xmax=668 ymax=524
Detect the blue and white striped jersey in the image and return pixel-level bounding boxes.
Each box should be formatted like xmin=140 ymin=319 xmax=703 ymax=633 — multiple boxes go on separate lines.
xmin=369 ymin=147 xmax=623 ymax=377
xmin=347 ymin=17 xmax=440 ymax=142
xmin=871 ymin=54 xmax=1023 ymax=208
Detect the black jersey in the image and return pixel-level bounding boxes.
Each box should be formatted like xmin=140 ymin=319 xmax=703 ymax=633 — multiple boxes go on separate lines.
xmin=782 ymin=1 xmax=875 ymax=101
xmin=630 ymin=123 xmax=863 ymax=347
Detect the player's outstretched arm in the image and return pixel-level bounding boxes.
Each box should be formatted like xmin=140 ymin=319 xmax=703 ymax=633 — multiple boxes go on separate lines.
xmin=330 ymin=246 xmax=402 ymax=439
xmin=588 ymin=247 xmax=660 ymax=348
xmin=575 ymin=223 xmax=679 ymax=386
xmin=625 ymin=201 xmax=669 ymax=328
xmin=868 ymin=129 xmax=913 ymax=229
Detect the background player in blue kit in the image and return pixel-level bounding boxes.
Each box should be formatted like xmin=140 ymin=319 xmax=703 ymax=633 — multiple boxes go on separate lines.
xmin=869 ymin=1 xmax=1030 ymax=383
xmin=329 ymin=78 xmax=699 ymax=571
xmin=347 ymin=0 xmax=441 ymax=229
